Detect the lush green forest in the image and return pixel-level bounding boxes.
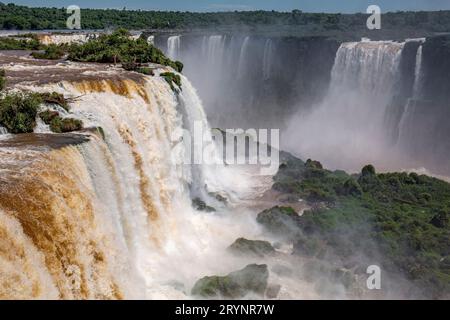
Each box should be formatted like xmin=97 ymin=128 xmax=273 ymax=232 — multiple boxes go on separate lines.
xmin=1 ymin=2 xmax=450 ymax=38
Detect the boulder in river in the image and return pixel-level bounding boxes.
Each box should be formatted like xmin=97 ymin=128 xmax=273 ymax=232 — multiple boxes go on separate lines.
xmin=191 ymin=264 xmax=269 ymax=298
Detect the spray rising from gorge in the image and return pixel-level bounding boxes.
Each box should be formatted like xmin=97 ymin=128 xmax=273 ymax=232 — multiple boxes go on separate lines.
xmin=0 ymin=25 xmax=450 ymax=300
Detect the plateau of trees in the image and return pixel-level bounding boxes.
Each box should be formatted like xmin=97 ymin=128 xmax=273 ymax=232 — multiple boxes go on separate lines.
xmin=1 ymin=2 xmax=450 ymax=37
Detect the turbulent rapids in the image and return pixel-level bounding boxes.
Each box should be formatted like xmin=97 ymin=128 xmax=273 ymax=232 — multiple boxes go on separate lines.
xmin=0 ymin=29 xmax=449 ymax=300
xmin=0 ymin=51 xmax=275 ymax=299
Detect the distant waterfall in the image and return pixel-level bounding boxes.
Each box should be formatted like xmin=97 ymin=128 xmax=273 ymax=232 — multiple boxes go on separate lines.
xmin=286 ymin=40 xmax=406 ymax=171
xmin=237 ymin=36 xmax=250 ymax=78
xmin=397 ymin=41 xmax=425 ymax=147
xmin=167 ymin=35 xmax=181 ymax=60
xmin=202 ymin=35 xmax=226 ymax=66
xmin=412 ymin=45 xmax=423 ymax=99
xmin=262 ymin=39 xmax=274 ymax=80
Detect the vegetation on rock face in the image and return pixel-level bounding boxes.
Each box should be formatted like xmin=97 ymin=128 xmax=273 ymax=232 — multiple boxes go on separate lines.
xmin=31 ymin=44 xmax=67 ymax=60
xmin=37 ymin=92 xmax=70 ymax=111
xmin=0 ymin=92 xmax=42 ymax=133
xmin=228 ymin=238 xmax=275 ymax=257
xmin=160 ymin=72 xmax=182 ymax=91
xmin=39 ymin=110 xmax=83 ymax=133
xmin=49 ymin=117 xmax=83 ymax=133
xmin=67 ymin=29 xmax=183 ymax=73
xmin=256 ymin=206 xmax=300 ymax=238
xmin=0 ymin=69 xmax=5 ymax=91
xmin=191 ymin=264 xmax=269 ymax=298
xmin=267 ymin=154 xmax=450 ymax=298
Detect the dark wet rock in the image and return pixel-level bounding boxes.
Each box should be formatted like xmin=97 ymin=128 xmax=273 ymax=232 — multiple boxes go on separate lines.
xmin=192 ymin=197 xmax=216 ymax=212
xmin=228 ymin=238 xmax=275 ymax=257
xmin=191 ymin=264 xmax=269 ymax=298
xmin=208 ymin=192 xmax=228 ymax=204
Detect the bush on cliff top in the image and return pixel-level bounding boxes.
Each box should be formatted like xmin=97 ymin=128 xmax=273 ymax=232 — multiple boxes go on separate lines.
xmin=31 ymin=43 xmax=67 ymax=60
xmin=67 ymin=29 xmax=183 ymax=72
xmin=0 ymin=92 xmax=42 ymax=133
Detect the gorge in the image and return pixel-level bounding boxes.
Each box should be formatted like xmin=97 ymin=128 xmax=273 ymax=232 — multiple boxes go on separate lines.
xmin=0 ymin=27 xmax=449 ymax=300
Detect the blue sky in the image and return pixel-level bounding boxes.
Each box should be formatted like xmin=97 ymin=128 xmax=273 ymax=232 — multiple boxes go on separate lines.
xmin=6 ymin=0 xmax=450 ymax=12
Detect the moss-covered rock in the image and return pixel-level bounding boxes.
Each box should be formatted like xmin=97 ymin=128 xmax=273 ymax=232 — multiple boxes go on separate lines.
xmin=191 ymin=264 xmax=269 ymax=298
xmin=228 ymin=238 xmax=275 ymax=257
xmin=256 ymin=206 xmax=300 ymax=237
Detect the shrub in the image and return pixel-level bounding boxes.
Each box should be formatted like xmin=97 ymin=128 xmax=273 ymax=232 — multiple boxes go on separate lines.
xmin=361 ymin=164 xmax=376 ymax=176
xmin=38 ymin=92 xmax=69 ymax=111
xmin=0 ymin=69 xmax=5 ymax=91
xmin=49 ymin=116 xmax=83 ymax=133
xmin=0 ymin=92 xmax=42 ymax=133
xmin=31 ymin=44 xmax=66 ymax=60
xmin=67 ymin=29 xmax=184 ymax=72
xmin=39 ymin=110 xmax=59 ymax=124
xmin=160 ymin=72 xmax=182 ymax=91
xmin=0 ymin=36 xmax=41 ymax=50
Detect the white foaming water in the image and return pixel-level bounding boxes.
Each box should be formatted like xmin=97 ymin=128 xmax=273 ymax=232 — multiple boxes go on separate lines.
xmin=413 ymin=45 xmax=424 ymax=99
xmin=262 ymin=39 xmax=274 ymax=80
xmin=203 ymin=35 xmax=226 ymax=66
xmin=285 ymin=40 xmax=406 ymax=171
xmin=167 ymin=36 xmax=181 ymax=60
xmin=0 ymin=67 xmax=273 ymax=299
xmin=237 ymin=36 xmax=250 ymax=78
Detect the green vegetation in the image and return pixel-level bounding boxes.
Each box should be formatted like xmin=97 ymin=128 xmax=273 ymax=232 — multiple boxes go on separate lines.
xmin=0 ymin=92 xmax=42 ymax=133
xmin=160 ymin=72 xmax=182 ymax=91
xmin=39 ymin=110 xmax=83 ymax=133
xmin=267 ymin=155 xmax=450 ymax=298
xmin=0 ymin=34 xmax=41 ymax=50
xmin=1 ymin=3 xmax=450 ymax=39
xmin=0 ymin=69 xmax=5 ymax=91
xmin=67 ymin=29 xmax=183 ymax=72
xmin=191 ymin=264 xmax=268 ymax=298
xmin=0 ymin=90 xmax=81 ymax=134
xmin=37 ymin=91 xmax=70 ymax=111
xmin=228 ymin=238 xmax=275 ymax=257
xmin=31 ymin=44 xmax=67 ymax=60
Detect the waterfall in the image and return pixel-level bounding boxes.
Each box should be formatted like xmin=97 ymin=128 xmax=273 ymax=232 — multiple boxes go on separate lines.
xmin=167 ymin=36 xmax=181 ymax=60
xmin=147 ymin=35 xmax=155 ymax=45
xmin=0 ymin=126 xmax=7 ymax=135
xmin=286 ymin=40 xmax=406 ymax=171
xmin=412 ymin=45 xmax=423 ymax=99
xmin=0 ymin=68 xmax=257 ymax=299
xmin=237 ymin=36 xmax=250 ymax=78
xmin=262 ymin=39 xmax=274 ymax=80
xmin=203 ymin=35 xmax=226 ymax=66
xmin=397 ymin=42 xmax=425 ymax=148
